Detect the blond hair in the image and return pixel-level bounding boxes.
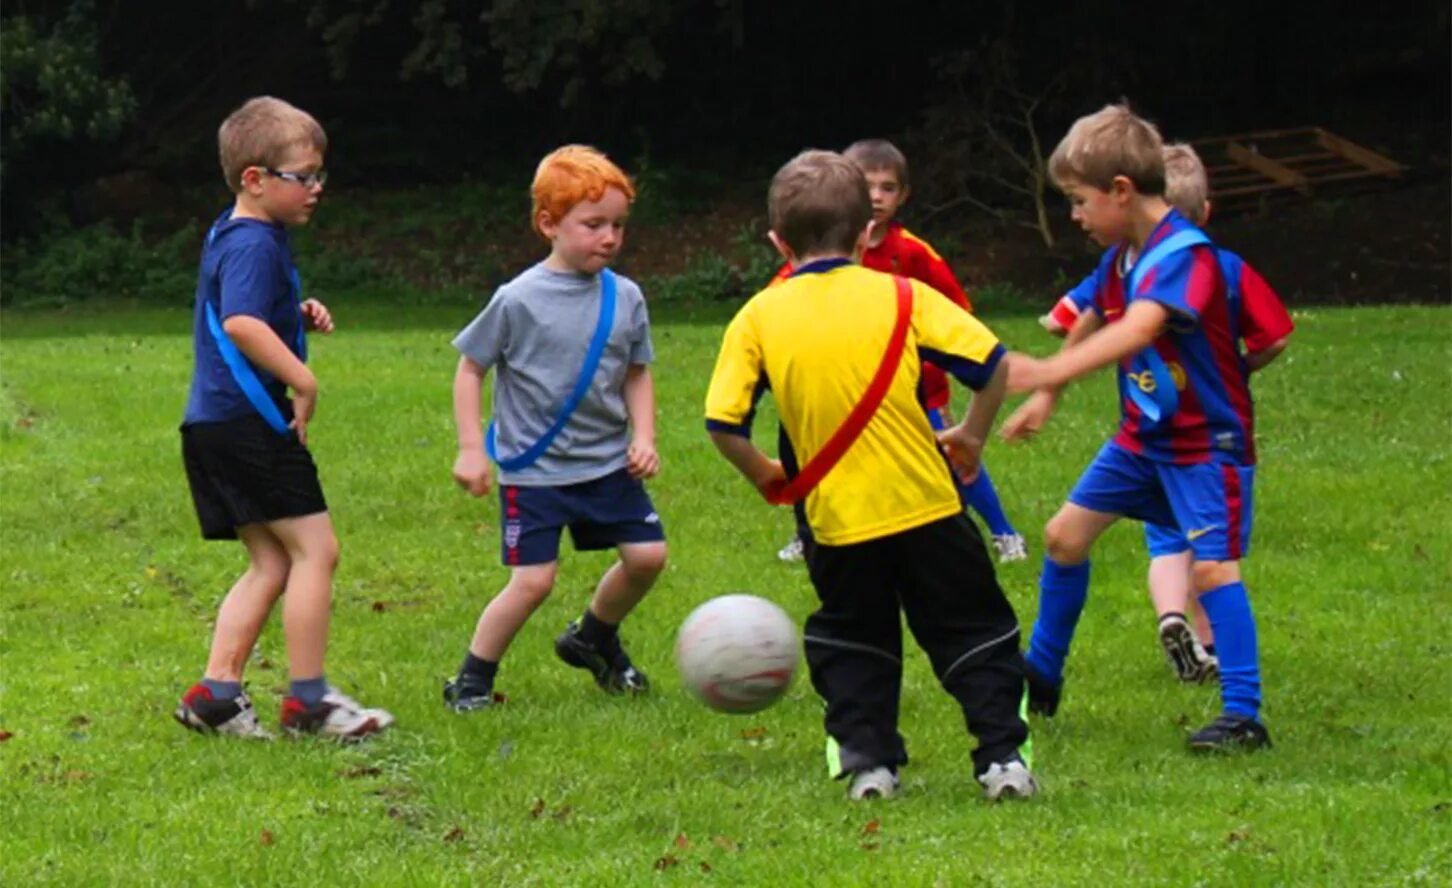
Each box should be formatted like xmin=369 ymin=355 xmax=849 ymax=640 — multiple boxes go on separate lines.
xmin=843 ymin=138 xmax=909 ymax=187
xmin=1163 ymin=142 xmax=1210 ymax=225
xmin=768 ymin=150 xmax=871 ymax=256
xmin=218 ymin=97 xmax=327 ymax=193
xmin=531 ymin=145 xmax=635 ymax=238
xmin=1048 ymin=103 xmax=1165 ymax=195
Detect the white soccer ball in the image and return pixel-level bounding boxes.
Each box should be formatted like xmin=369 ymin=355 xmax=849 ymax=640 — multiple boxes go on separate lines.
xmin=675 ymin=594 xmax=799 ymax=714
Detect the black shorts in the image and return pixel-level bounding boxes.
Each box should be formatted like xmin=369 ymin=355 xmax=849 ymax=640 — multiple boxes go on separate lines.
xmin=180 ymin=414 xmax=327 ymax=540
xmin=499 ymin=468 xmax=665 ymax=566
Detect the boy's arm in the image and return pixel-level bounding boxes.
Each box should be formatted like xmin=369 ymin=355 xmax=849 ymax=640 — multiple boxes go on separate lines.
xmin=1001 ymin=309 xmax=1103 ymax=441
xmin=223 ymin=315 xmax=319 ymax=441
xmin=451 ymin=355 xmax=492 ymax=497
xmin=623 ymin=364 xmax=660 ymax=479
xmin=936 ymin=359 xmax=1006 ymax=482
xmin=708 ymin=431 xmax=786 ymax=498
xmin=1008 ymin=300 xmax=1168 ymax=394
xmin=1245 ymin=339 xmax=1289 ymax=372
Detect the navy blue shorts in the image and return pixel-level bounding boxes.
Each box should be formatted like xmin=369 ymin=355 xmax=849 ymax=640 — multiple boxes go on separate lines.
xmin=1069 ymin=441 xmax=1255 ymax=562
xmin=499 ymin=468 xmax=665 ymax=566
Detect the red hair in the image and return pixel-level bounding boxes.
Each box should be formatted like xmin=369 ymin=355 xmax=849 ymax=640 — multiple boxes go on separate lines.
xmin=531 ymin=145 xmax=635 ymax=238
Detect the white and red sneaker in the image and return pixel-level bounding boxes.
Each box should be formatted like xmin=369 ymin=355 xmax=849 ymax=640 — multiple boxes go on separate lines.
xmin=174 ymin=684 xmax=273 ymax=740
xmin=280 ymin=688 xmax=393 ymax=741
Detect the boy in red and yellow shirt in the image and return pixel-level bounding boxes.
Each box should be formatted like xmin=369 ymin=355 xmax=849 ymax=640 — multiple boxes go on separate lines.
xmin=773 ymin=140 xmax=1026 ymax=564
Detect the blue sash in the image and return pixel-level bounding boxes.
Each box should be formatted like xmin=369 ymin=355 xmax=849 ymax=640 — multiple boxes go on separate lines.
xmin=486 ymin=268 xmax=617 ymax=471
xmin=203 ymin=214 xmax=307 ymax=436
xmin=1122 ymin=228 xmax=1211 ymax=425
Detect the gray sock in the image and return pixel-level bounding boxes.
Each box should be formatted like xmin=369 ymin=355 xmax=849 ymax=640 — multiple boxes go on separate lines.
xmin=201 ymin=679 xmax=243 ymax=701
xmin=289 ymin=676 xmax=329 ymax=707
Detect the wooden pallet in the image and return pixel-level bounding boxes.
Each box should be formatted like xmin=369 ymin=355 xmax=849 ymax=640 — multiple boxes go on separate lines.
xmin=1191 ymin=127 xmax=1406 ymax=208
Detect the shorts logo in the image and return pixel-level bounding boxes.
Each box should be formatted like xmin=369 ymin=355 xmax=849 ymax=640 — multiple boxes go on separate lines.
xmin=644 ymin=512 xmax=660 ymax=524
xmin=1186 ymin=525 xmax=1218 ymax=541
xmin=504 ymin=519 xmax=522 ymax=549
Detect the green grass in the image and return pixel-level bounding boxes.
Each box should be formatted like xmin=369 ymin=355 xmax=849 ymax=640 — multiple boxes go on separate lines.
xmin=2 ymin=302 xmax=1449 ymax=886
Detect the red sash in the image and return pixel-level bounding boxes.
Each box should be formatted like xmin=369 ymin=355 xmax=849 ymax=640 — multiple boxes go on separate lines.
xmin=766 ymin=275 xmax=913 ymax=505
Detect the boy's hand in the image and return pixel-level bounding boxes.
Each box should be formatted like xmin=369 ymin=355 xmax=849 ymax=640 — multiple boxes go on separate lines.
xmin=935 ymin=425 xmax=984 ymax=484
xmin=453 ymin=448 xmax=493 ymax=497
xmin=626 ymin=437 xmax=660 ymax=479
xmin=300 ymin=299 xmax=334 ymax=334
xmin=755 ymin=459 xmax=789 ymax=501
xmin=1001 ymin=390 xmax=1058 ymax=442
xmin=289 ymin=374 xmax=318 ymax=445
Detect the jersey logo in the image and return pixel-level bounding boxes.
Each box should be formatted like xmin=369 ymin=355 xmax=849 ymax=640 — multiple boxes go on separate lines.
xmin=1186 ymin=525 xmax=1218 ymax=541
xmin=1126 ymin=361 xmax=1186 ymax=394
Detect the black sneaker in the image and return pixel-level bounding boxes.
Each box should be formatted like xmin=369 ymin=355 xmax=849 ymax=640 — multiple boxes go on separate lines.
xmin=1023 ymin=661 xmax=1062 ymax=717
xmin=554 ymin=620 xmax=650 ymax=695
xmin=1188 ymin=713 xmax=1271 ymax=752
xmin=443 ymin=674 xmax=498 ymax=712
xmin=1158 ymin=614 xmax=1217 ymax=684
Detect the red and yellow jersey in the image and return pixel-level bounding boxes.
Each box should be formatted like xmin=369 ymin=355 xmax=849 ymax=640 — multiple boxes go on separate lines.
xmin=767 ymin=221 xmax=973 ymax=409
xmin=706 ymin=259 xmax=1003 ymax=545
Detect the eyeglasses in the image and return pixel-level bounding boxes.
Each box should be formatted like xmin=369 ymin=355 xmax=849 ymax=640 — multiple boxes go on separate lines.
xmin=261 ymin=167 xmax=328 ymax=188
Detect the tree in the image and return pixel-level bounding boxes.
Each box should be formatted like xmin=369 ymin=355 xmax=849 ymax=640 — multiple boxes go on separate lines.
xmin=912 ymin=39 xmax=1073 ymax=248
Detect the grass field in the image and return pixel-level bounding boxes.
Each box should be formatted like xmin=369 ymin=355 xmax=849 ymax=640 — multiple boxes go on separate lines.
xmin=2 ymin=301 xmax=1449 ymax=886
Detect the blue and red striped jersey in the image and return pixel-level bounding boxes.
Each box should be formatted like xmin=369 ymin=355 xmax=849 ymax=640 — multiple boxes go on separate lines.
xmin=1085 ymin=210 xmax=1265 ymax=466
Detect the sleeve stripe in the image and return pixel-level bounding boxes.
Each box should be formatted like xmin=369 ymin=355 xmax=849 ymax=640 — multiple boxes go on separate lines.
xmin=919 ymin=343 xmax=1004 ymax=391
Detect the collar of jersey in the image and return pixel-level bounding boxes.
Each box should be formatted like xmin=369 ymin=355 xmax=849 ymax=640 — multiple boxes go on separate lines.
xmin=789 ymin=257 xmax=853 ymax=277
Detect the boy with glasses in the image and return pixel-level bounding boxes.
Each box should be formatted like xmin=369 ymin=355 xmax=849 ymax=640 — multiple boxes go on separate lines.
xmin=174 ymin=96 xmax=393 ymax=740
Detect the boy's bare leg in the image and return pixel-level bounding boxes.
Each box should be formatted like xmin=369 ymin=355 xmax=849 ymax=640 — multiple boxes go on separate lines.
xmin=267 ymin=511 xmax=340 ymax=680
xmin=589 ymin=541 xmax=667 ymax=622
xmin=468 ymin=563 xmax=559 ymax=661
xmin=1147 ymin=551 xmax=1194 ymax=619
xmin=203 ymin=524 xmax=290 ymax=682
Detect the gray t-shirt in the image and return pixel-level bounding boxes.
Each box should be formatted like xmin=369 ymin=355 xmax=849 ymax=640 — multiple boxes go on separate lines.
xmin=453 ymin=263 xmax=654 ymax=486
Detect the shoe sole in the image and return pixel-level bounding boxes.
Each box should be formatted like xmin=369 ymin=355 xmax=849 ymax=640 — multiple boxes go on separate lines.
xmin=1188 ymin=734 xmax=1271 ymax=753
xmin=984 ymin=781 xmax=1038 ymax=802
xmin=1159 ymin=620 xmax=1212 ymax=684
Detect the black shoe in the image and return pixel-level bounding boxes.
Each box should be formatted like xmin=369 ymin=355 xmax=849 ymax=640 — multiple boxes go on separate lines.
xmin=443 ymin=674 xmax=497 ymax=712
xmin=1188 ymin=713 xmax=1271 ymax=752
xmin=554 ymin=621 xmax=650 ymax=695
xmin=1023 ymin=661 xmax=1062 ymax=717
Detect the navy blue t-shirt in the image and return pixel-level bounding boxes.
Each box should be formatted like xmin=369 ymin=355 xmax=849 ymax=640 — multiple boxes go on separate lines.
xmin=182 ymin=209 xmax=305 ymax=426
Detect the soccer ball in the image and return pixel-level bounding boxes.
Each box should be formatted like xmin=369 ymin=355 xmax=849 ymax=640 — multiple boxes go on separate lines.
xmin=675 ymin=594 xmax=798 ymax=714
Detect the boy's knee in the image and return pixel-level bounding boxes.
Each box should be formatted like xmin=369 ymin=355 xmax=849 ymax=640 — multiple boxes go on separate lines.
xmin=510 ymin=566 xmax=558 ymax=604
xmin=624 ymin=543 xmax=667 ymax=580
xmin=1193 ymin=559 xmax=1240 ymax=592
xmin=1043 ymin=515 xmax=1088 ymax=564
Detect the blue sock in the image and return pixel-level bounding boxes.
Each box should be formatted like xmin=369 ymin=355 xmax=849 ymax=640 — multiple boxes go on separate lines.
xmin=202 ymin=678 xmax=242 ymax=701
xmin=1025 ymin=557 xmax=1091 ymax=686
xmin=1199 ymin=582 xmax=1261 ymax=719
xmin=963 ymin=464 xmax=1016 ymax=536
xmin=289 ymin=676 xmax=329 ymax=707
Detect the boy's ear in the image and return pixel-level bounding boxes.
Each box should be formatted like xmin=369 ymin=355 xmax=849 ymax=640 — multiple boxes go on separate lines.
xmin=1201 ymin=200 xmax=1213 ymax=226
xmin=900 ymin=184 xmax=912 ymax=205
xmin=535 ymin=209 xmax=558 ymax=239
xmin=239 ymin=166 xmax=265 ymax=193
xmin=767 ymin=230 xmax=796 ymax=263
xmin=1109 ymin=175 xmax=1135 ymax=202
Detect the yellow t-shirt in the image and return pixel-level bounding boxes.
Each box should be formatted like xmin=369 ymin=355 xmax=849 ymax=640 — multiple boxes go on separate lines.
xmin=704 ymin=261 xmax=1004 ymax=546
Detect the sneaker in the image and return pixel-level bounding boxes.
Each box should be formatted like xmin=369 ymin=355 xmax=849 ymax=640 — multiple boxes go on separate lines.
xmin=1023 ymin=662 xmax=1062 ymax=717
xmin=990 ymin=532 xmax=1028 ymax=563
xmin=280 ymin=688 xmax=394 ymax=741
xmin=1158 ymin=614 xmax=1218 ymax=684
xmin=978 ymin=756 xmax=1039 ymax=801
xmin=777 ymin=536 xmax=805 ymax=563
xmin=554 ymin=621 xmax=650 ymax=695
xmin=443 ymin=674 xmax=498 ymax=712
xmin=1188 ymin=713 xmax=1271 ymax=752
xmin=174 ymin=684 xmax=273 ymax=740
xmin=847 ymin=766 xmax=899 ymax=800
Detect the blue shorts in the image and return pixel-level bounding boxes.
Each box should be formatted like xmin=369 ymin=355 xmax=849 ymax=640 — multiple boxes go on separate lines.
xmin=500 ymin=468 xmax=665 ymax=566
xmin=1143 ymin=522 xmax=1191 ymax=558
xmin=1069 ymin=441 xmax=1254 ymax=562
